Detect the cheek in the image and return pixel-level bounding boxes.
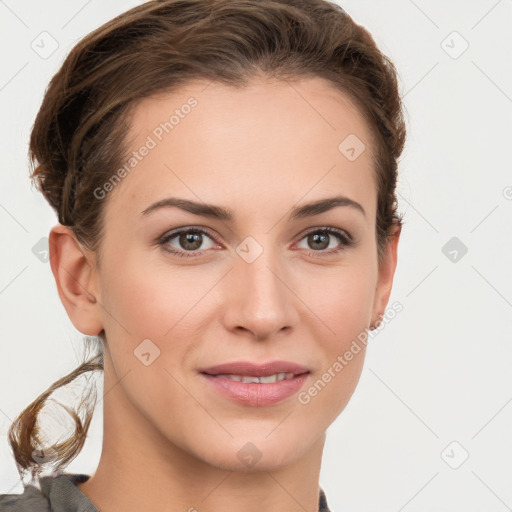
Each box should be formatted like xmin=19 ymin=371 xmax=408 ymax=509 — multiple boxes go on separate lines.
xmin=305 ymin=349 xmax=366 ymax=431
xmin=99 ymin=257 xmax=213 ymax=381
xmin=299 ymin=265 xmax=374 ymax=418
xmin=101 ymin=252 xmax=200 ymax=336
xmin=305 ymin=262 xmax=376 ymax=338
xmin=103 ymin=273 xmax=166 ymax=337
xmin=98 ymin=265 xmax=201 ymax=431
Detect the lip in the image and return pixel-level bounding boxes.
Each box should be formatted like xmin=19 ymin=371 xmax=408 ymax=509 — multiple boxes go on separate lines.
xmin=198 ymin=360 xmax=311 ymax=407
xmin=198 ymin=360 xmax=310 ymax=377
xmin=200 ymin=372 xmax=310 ymax=407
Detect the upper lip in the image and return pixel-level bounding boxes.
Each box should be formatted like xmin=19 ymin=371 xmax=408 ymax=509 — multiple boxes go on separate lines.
xmin=199 ymin=360 xmax=310 ymax=377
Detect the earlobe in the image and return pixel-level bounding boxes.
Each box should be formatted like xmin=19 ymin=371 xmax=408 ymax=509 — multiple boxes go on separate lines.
xmin=370 ymin=224 xmax=401 ymax=328
xmin=48 ymin=224 xmax=103 ymax=335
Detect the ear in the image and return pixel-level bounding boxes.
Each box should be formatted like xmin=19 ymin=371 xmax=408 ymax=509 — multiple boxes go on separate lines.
xmin=370 ymin=224 xmax=401 ymax=328
xmin=48 ymin=223 xmax=103 ymax=336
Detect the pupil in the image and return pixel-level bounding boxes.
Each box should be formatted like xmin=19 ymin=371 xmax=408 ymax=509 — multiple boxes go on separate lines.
xmin=310 ymin=233 xmax=328 ymax=250
xmin=181 ymin=232 xmax=201 ymax=250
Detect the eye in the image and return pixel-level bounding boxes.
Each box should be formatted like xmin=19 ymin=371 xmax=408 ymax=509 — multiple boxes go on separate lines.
xmin=157 ymin=225 xmax=355 ymax=259
xmin=158 ymin=227 xmax=219 ymax=258
xmin=295 ymin=227 xmax=354 ymax=256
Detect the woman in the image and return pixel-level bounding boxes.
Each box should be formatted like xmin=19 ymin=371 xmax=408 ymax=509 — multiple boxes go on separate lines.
xmin=1 ymin=0 xmax=405 ymax=510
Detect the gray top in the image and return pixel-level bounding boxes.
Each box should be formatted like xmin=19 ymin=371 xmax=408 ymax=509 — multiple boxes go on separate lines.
xmin=0 ymin=473 xmax=332 ymax=511
xmin=0 ymin=474 xmax=97 ymax=512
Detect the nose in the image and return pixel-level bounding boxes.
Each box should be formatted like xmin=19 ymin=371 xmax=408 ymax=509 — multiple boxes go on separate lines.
xmin=221 ymin=243 xmax=300 ymax=341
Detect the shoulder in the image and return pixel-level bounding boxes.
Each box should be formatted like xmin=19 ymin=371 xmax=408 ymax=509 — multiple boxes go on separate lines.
xmin=0 ymin=473 xmax=95 ymax=512
xmin=0 ymin=483 xmax=50 ymax=511
xmin=319 ymin=486 xmax=332 ymax=512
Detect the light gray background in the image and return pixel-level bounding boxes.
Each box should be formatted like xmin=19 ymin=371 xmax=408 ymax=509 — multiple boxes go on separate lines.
xmin=1 ymin=1 xmax=511 ymax=511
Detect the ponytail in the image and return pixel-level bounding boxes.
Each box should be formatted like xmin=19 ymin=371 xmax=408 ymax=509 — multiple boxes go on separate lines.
xmin=7 ymin=336 xmax=104 ymax=485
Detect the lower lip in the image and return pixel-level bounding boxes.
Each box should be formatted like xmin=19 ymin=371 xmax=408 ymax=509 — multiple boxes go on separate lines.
xmin=200 ymin=373 xmax=310 ymax=407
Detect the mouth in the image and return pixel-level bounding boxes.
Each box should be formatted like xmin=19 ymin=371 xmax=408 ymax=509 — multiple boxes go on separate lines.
xmin=199 ymin=362 xmax=311 ymax=407
xmin=198 ymin=360 xmax=310 ymax=381
xmin=201 ymin=372 xmax=305 ymax=383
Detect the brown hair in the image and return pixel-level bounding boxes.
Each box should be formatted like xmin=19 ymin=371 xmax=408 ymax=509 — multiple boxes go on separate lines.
xmin=8 ymin=0 xmax=406 ymax=484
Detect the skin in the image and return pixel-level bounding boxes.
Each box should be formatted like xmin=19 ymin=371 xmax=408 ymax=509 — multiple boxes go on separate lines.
xmin=49 ymin=76 xmax=400 ymax=512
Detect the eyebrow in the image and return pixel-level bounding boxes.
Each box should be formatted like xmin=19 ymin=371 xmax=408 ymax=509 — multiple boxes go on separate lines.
xmin=140 ymin=195 xmax=366 ymax=220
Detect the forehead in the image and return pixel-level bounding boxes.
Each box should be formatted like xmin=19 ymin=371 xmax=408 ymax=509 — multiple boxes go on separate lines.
xmin=103 ymin=76 xmax=377 ymax=225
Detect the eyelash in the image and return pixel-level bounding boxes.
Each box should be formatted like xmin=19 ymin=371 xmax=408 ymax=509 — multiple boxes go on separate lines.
xmin=157 ymin=225 xmax=355 ymax=259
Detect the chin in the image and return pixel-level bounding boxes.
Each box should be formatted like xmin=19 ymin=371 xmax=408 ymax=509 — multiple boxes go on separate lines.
xmin=197 ymin=435 xmax=314 ymax=473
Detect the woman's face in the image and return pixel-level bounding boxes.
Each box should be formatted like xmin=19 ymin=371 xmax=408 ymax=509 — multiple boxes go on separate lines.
xmin=76 ymin=77 xmax=399 ymax=471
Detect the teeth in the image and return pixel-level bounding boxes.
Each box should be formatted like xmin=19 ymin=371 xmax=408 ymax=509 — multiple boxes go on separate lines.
xmin=259 ymin=374 xmax=280 ymax=383
xmin=224 ymin=374 xmax=243 ymax=382
xmin=220 ymin=372 xmax=296 ymax=383
xmin=241 ymin=375 xmax=260 ymax=383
